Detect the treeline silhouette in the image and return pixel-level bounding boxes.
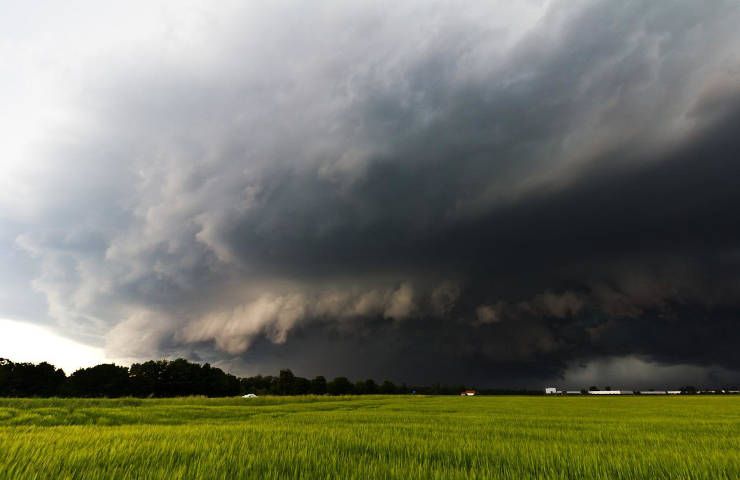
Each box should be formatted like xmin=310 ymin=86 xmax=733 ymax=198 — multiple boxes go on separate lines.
xmin=0 ymin=358 xmax=481 ymax=397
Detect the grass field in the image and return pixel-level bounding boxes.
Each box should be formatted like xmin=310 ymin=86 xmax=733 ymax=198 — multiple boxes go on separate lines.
xmin=1 ymin=396 xmax=738 ymax=479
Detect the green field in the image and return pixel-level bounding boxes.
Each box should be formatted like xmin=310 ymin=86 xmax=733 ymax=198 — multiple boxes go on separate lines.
xmin=1 ymin=396 xmax=738 ymax=479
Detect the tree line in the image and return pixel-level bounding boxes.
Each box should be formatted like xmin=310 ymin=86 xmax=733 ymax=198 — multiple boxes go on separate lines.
xmin=0 ymin=357 xmax=479 ymax=397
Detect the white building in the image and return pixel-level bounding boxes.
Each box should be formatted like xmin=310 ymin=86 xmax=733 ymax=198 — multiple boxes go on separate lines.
xmin=545 ymin=387 xmax=558 ymax=395
xmin=588 ymin=390 xmax=622 ymax=395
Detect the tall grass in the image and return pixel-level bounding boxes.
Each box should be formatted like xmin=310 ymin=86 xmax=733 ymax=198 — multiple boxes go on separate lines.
xmin=1 ymin=396 xmax=738 ymax=479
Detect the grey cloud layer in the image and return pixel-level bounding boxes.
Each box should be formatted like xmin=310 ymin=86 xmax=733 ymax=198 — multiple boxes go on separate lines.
xmin=5 ymin=0 xmax=740 ymax=386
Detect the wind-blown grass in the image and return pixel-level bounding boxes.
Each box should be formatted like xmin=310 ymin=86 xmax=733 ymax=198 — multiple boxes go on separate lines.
xmin=1 ymin=396 xmax=738 ymax=479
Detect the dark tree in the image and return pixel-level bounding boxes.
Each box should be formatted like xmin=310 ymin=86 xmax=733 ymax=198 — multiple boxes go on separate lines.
xmin=68 ymin=364 xmax=130 ymax=397
xmin=129 ymin=360 xmax=164 ymax=396
xmin=292 ymin=376 xmax=311 ymax=395
xmin=240 ymin=374 xmax=277 ymax=395
xmin=0 ymin=356 xmax=514 ymax=398
xmin=210 ymin=366 xmax=240 ymax=396
xmin=355 ymin=379 xmax=378 ymax=394
xmin=380 ymin=380 xmax=397 ymax=394
xmin=310 ymin=376 xmax=327 ymax=395
xmin=0 ymin=359 xmax=9 ymax=396
xmin=327 ymin=377 xmax=354 ymax=395
xmin=129 ymin=359 xmax=239 ymax=397
xmin=0 ymin=360 xmax=66 ymax=397
xmin=354 ymin=380 xmax=366 ymax=394
xmin=161 ymin=358 xmax=201 ymax=396
xmin=239 ymin=375 xmax=257 ymax=395
xmin=278 ymin=369 xmax=296 ymax=395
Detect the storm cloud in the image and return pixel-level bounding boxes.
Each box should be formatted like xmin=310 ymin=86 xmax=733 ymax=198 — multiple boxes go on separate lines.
xmin=2 ymin=0 xmax=740 ymax=388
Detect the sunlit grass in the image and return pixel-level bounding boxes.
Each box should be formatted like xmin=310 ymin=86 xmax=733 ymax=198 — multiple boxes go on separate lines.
xmin=1 ymin=396 xmax=738 ymax=479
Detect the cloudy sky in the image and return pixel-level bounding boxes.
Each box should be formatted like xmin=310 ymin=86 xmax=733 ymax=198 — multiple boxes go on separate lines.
xmin=2 ymin=0 xmax=740 ymax=388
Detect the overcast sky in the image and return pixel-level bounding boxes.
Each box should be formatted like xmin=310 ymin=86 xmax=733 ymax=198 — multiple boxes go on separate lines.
xmin=2 ymin=0 xmax=740 ymax=388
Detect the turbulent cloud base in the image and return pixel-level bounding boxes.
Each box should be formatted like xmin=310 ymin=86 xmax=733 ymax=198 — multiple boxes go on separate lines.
xmin=2 ymin=0 xmax=740 ymax=386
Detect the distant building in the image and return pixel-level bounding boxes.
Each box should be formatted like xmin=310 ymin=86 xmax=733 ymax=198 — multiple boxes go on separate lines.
xmin=588 ymin=390 xmax=622 ymax=395
xmin=545 ymin=387 xmax=558 ymax=395
xmin=641 ymin=391 xmax=667 ymax=395
xmin=565 ymin=391 xmax=582 ymax=395
xmin=461 ymin=390 xmax=477 ymax=396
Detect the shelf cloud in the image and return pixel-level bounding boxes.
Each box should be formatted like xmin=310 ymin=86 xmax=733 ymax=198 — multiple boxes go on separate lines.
xmin=2 ymin=0 xmax=740 ymax=386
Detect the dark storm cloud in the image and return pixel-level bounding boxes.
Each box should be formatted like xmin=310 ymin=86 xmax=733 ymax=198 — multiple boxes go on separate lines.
xmin=4 ymin=0 xmax=740 ymax=386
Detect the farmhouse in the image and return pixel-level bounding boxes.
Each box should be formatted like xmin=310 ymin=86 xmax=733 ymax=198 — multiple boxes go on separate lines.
xmin=545 ymin=387 xmax=558 ymax=395
xmin=460 ymin=390 xmax=477 ymax=396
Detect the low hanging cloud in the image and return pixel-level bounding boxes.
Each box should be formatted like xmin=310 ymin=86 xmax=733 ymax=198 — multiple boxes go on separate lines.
xmin=2 ymin=0 xmax=740 ymax=386
xmin=177 ymin=283 xmax=419 ymax=355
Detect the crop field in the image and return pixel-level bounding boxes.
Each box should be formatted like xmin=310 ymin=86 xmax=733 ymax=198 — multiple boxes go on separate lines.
xmin=0 ymin=396 xmax=738 ymax=479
